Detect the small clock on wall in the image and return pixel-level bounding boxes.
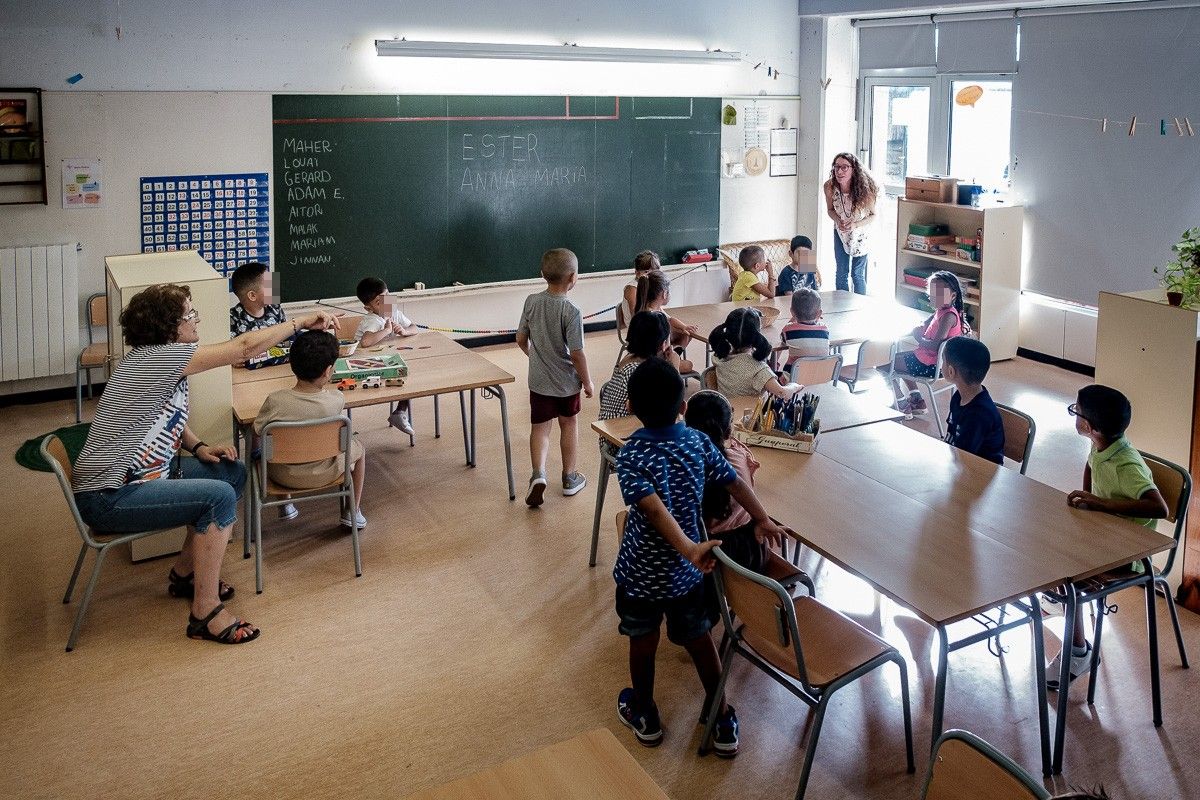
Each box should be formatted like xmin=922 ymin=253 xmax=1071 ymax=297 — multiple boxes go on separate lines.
xmin=743 ymin=147 xmax=768 ymax=176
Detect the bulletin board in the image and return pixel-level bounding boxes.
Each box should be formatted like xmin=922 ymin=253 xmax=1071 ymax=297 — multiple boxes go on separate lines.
xmin=139 ymin=172 xmax=270 ymax=277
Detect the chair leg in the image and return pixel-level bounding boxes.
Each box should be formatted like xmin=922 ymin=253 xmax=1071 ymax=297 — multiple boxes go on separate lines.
xmin=589 ymin=456 xmax=612 ymax=567
xmin=254 ymin=491 xmax=265 ymax=594
xmin=66 ymin=545 xmax=110 ymax=652
xmin=63 ymin=544 xmax=89 ymax=603
xmin=895 ymin=655 xmax=916 ymax=774
xmin=75 ymin=369 xmax=84 ymax=423
xmin=434 ymin=394 xmax=441 ymax=438
xmin=1087 ymin=601 xmax=1106 ymax=705
xmin=926 ymin=385 xmax=945 ymax=438
xmin=349 ymin=489 xmax=362 ymax=578
xmin=698 ymin=636 xmax=737 ymax=755
xmin=794 ymin=698 xmax=830 ymax=800
xmin=1158 ymin=577 xmax=1190 ymax=668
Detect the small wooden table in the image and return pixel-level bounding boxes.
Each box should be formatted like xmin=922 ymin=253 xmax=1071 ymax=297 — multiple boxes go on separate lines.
xmin=404 ymin=728 xmax=668 ymax=800
xmin=587 ymin=382 xmax=903 ymax=568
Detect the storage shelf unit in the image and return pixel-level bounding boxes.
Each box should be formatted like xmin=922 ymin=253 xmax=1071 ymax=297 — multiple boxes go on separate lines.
xmin=895 ymin=198 xmax=1023 ymax=360
xmin=0 ymin=88 xmax=47 ymax=205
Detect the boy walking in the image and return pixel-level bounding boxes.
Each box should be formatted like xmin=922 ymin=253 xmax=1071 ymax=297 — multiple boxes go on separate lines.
xmin=1050 ymin=384 xmax=1169 ymax=688
xmin=941 ymin=336 xmax=1005 ymax=464
xmin=614 ymin=358 xmax=785 ymax=755
xmin=516 ymin=248 xmax=593 ymax=506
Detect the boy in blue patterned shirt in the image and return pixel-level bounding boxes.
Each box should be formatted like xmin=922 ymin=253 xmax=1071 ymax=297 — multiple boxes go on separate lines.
xmin=613 ymin=358 xmax=785 ymax=756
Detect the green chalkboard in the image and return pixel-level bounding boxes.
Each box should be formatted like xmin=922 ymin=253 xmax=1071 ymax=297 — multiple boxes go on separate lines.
xmin=272 ymin=95 xmax=720 ymax=302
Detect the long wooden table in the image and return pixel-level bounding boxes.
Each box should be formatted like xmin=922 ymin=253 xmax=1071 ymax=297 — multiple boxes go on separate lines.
xmin=233 ymin=348 xmax=516 ymax=500
xmin=589 ymin=415 xmax=1176 ymax=776
xmin=404 ymin=728 xmax=668 ymax=800
xmin=588 ymin=382 xmax=903 ymax=568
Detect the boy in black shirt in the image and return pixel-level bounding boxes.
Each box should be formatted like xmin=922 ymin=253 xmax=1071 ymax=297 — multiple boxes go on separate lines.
xmin=942 ymin=336 xmax=1005 ymax=464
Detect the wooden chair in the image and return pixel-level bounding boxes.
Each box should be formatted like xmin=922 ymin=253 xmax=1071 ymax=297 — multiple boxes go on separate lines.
xmin=922 ymin=729 xmax=1050 ymax=800
xmin=839 ymin=339 xmax=897 ymax=394
xmin=789 ymin=354 xmax=843 ymax=387
xmin=699 ymin=366 xmax=718 ymax=390
xmin=1079 ymin=452 xmax=1191 ymax=704
xmin=700 ymin=547 xmax=914 ymax=798
xmin=251 ymin=415 xmax=361 ymax=594
xmin=75 ymin=293 xmax=108 ymax=422
xmin=995 ymin=403 xmax=1036 ymax=475
xmin=41 ymin=435 xmax=175 ymax=651
xmin=612 ymin=305 xmax=629 ymax=371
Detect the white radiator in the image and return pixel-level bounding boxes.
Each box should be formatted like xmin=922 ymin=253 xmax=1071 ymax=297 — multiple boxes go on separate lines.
xmin=0 ymin=244 xmax=80 ymax=381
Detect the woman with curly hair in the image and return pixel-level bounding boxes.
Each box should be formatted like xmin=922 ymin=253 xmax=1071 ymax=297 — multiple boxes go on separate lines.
xmin=822 ymin=152 xmax=878 ymax=295
xmin=71 ymin=284 xmax=339 ymax=644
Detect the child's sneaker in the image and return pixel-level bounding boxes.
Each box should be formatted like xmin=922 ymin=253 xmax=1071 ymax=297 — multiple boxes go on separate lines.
xmin=908 ymin=395 xmax=928 ymax=414
xmin=1046 ymin=641 xmax=1097 ymax=691
xmin=525 ymin=471 xmax=547 ymax=507
xmin=562 ymin=471 xmax=587 ymax=496
xmin=388 ymin=402 xmax=414 ymax=435
xmin=713 ymin=705 xmax=740 ymax=758
xmin=617 ymin=688 xmax=664 ymax=747
xmin=278 ymin=502 xmax=299 ymax=521
xmin=340 ymin=510 xmax=368 ymax=530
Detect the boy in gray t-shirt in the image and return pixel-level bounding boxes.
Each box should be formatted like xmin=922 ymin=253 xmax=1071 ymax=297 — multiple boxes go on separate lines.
xmin=516 ymin=248 xmax=594 ymax=507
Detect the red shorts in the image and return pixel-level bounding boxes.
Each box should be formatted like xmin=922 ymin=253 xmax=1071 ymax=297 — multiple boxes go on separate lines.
xmin=530 ymin=390 xmax=581 ymax=424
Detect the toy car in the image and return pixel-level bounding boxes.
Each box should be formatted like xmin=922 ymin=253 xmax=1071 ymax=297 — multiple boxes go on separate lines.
xmin=336 ymin=378 xmax=357 ymax=391
xmin=384 ymin=377 xmax=406 ymax=387
xmin=359 ymin=375 xmax=383 ymax=389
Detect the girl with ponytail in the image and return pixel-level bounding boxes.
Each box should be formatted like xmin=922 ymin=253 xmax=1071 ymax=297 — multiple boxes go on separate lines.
xmin=886 ymin=270 xmax=971 ymax=414
xmin=709 ymin=307 xmax=802 ymax=400
xmin=633 ymin=268 xmax=697 ymax=372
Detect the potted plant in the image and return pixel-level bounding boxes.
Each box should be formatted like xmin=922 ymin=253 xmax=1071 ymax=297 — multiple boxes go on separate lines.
xmin=1155 ymin=228 xmax=1200 ymax=306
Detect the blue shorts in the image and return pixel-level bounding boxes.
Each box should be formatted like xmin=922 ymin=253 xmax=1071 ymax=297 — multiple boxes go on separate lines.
xmin=615 ymin=584 xmax=715 ymax=644
xmin=900 ymin=350 xmax=938 ymax=378
xmin=74 ymin=457 xmax=246 ymax=534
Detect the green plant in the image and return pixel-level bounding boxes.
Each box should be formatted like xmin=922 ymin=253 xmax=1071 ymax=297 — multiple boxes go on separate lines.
xmin=1155 ymin=228 xmax=1200 ymax=305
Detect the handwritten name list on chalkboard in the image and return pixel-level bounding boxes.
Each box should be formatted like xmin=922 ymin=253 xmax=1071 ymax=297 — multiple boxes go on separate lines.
xmin=272 ymin=95 xmax=720 ymax=303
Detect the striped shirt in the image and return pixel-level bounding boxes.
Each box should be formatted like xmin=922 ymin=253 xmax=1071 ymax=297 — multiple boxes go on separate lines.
xmin=72 ymin=343 xmax=198 ymax=493
xmin=780 ymin=319 xmax=830 ymax=365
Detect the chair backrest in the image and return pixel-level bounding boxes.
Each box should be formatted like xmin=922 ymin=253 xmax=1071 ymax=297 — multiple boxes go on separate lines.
xmin=790 ymin=354 xmax=843 ymax=386
xmin=994 ymin=403 xmax=1036 ymax=475
xmin=1139 ymin=451 xmax=1191 ymax=577
xmin=86 ymin=293 xmax=107 ymax=345
xmin=39 ymin=435 xmax=100 ymax=548
xmin=712 ymin=546 xmax=811 ymax=688
xmin=923 ymin=729 xmax=1050 ymax=800
xmin=261 ymin=416 xmax=350 ymax=464
xmin=857 ymin=339 xmax=896 ymax=372
xmin=700 ymin=366 xmax=718 ymax=390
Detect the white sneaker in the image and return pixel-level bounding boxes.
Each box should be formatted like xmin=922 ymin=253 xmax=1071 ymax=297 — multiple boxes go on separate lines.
xmin=340 ymin=510 xmax=368 ymax=530
xmin=388 ymin=402 xmax=414 ymax=435
xmin=1046 ymin=642 xmax=1096 ymax=691
xmin=278 ymin=503 xmax=299 ymax=521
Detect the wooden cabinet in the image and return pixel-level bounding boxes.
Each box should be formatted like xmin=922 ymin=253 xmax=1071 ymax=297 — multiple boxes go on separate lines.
xmin=105 ymin=251 xmax=233 ymax=561
xmin=894 ymin=198 xmax=1023 ymax=359
xmin=1095 ymin=289 xmax=1200 ymax=610
xmin=0 ymin=88 xmax=47 ymax=205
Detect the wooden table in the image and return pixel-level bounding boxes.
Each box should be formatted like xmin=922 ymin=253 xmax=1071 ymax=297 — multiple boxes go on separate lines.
xmin=232 ymin=330 xmax=468 ymax=385
xmin=404 ymin=728 xmax=668 ymax=800
xmin=587 ymin=382 xmax=903 ymax=568
xmin=233 ymin=349 xmax=516 ymax=501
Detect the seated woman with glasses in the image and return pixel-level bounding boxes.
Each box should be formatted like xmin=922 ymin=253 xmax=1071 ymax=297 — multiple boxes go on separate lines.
xmin=70 ymin=284 xmax=339 ymax=645
xmin=709 ymin=306 xmax=802 ymax=400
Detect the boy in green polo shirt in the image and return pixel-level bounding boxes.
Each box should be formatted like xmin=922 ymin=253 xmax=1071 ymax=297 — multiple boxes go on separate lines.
xmin=1049 ymin=384 xmax=1169 ymax=689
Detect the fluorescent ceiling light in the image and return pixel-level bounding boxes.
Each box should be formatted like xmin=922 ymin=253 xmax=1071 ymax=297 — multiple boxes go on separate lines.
xmin=374 ymin=39 xmax=740 ymax=64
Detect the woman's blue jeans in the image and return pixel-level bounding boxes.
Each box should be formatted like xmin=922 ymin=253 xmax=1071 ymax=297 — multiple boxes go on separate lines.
xmin=74 ymin=457 xmax=246 ymax=534
xmin=834 ymin=232 xmax=869 ymax=295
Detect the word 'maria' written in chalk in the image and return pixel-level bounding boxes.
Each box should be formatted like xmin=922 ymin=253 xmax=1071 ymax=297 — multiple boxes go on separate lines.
xmin=460 ymin=165 xmax=587 ymax=192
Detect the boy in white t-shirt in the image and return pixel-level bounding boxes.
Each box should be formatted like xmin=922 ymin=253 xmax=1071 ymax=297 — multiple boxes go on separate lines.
xmin=355 ymin=276 xmax=419 ymax=434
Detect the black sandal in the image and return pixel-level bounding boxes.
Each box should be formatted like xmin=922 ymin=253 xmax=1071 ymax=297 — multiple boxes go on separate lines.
xmin=186 ymin=603 xmax=260 ymax=644
xmin=168 ymin=569 xmax=235 ymax=602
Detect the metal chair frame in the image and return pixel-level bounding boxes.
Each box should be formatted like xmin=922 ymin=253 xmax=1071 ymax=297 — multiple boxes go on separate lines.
xmin=922 ymin=729 xmax=1051 ymax=800
xmin=75 ymin=292 xmax=108 ymax=422
xmin=994 ymin=402 xmax=1037 ymax=475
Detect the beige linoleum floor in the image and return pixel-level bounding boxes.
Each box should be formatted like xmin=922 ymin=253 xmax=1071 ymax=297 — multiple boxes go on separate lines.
xmin=2 ymin=331 xmax=1197 ymax=799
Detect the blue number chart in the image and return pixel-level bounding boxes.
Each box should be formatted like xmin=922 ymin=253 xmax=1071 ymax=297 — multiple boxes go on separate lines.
xmin=139 ymin=172 xmax=270 ymax=277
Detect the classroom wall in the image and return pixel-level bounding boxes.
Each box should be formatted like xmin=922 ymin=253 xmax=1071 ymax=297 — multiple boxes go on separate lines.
xmin=0 ymin=1 xmax=807 ymax=395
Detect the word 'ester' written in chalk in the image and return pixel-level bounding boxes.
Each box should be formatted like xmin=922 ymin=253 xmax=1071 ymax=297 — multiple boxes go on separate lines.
xmin=462 ymin=133 xmax=542 ymax=163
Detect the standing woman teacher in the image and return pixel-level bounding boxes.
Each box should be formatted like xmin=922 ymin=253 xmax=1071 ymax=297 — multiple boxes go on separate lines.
xmin=823 ymin=152 xmax=879 ymax=295
xmin=71 ymin=284 xmax=339 ymax=644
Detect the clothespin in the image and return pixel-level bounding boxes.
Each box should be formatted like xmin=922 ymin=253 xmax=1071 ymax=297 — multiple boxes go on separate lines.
xmin=1186 ymin=117 xmax=1196 ymax=137
xmin=1101 ymin=118 xmax=1108 ymax=133
xmin=1128 ymin=116 xmax=1137 ymax=136
xmin=753 ymin=62 xmax=762 ymax=70
xmin=766 ymin=67 xmax=772 ymax=77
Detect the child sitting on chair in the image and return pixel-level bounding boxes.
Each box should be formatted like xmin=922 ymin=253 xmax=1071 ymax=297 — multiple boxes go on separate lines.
xmin=779 ymin=288 xmax=830 ymax=374
xmin=229 ymin=262 xmax=289 ymax=368
xmin=355 ymin=276 xmax=418 ymax=435
xmin=710 ymin=307 xmax=802 ymax=400
xmin=776 ymin=235 xmax=819 ymax=295
xmin=1046 ymin=384 xmax=1169 ymax=689
xmin=730 ymin=245 xmax=777 ymax=301
xmin=885 ymin=270 xmax=969 ymax=415
xmin=613 ymin=357 xmax=784 ymax=755
xmin=941 ymin=336 xmax=1005 ymax=464
xmin=254 ymin=330 xmax=367 ymax=530
xmin=632 ymin=269 xmax=696 ymax=373
xmin=598 ymin=311 xmax=672 ymax=458
xmin=619 ymin=250 xmax=659 ymax=332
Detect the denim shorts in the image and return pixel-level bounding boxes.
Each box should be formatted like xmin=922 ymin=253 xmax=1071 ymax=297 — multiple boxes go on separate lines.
xmin=74 ymin=457 xmax=246 ymax=535
xmin=616 ymin=584 xmax=716 ymax=644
